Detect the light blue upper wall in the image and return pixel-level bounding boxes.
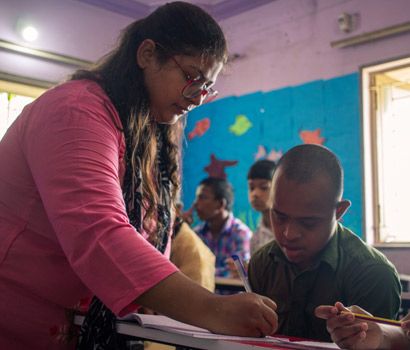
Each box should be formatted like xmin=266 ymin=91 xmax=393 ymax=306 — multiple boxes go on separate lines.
xmin=182 ymin=72 xmax=361 ymax=236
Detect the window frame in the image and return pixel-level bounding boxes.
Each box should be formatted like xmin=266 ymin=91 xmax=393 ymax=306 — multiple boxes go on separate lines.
xmin=361 ymin=54 xmax=410 ymax=247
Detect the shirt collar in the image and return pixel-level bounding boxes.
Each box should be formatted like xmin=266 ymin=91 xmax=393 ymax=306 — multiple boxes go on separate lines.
xmin=316 ymin=222 xmax=340 ymax=271
xmin=220 ymin=212 xmax=235 ymax=234
xmin=199 ymin=212 xmax=234 ymax=235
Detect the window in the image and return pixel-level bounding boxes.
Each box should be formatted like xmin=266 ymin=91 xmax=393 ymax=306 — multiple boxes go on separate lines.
xmin=361 ymin=56 xmax=410 ymax=245
xmin=0 ymin=79 xmax=47 ymax=140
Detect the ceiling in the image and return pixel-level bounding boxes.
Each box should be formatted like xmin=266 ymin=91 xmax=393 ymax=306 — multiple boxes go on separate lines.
xmin=77 ymin=0 xmax=275 ymax=20
xmin=0 ymin=0 xmax=277 ymax=86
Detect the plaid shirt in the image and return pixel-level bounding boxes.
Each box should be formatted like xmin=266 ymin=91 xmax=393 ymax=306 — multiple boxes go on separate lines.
xmin=250 ymin=220 xmax=275 ymax=254
xmin=194 ymin=213 xmax=252 ymax=277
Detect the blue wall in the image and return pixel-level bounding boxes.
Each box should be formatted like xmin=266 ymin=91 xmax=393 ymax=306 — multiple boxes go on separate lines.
xmin=182 ymin=73 xmax=362 ymax=237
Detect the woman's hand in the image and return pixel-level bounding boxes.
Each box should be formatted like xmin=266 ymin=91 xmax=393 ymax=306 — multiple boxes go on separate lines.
xmin=315 ymin=302 xmax=382 ymax=349
xmin=206 ymin=292 xmax=278 ymax=337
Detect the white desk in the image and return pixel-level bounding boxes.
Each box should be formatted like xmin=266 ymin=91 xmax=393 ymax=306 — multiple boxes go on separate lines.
xmin=73 ymin=315 xmax=331 ymax=350
xmin=75 ymin=315 xmax=270 ymax=349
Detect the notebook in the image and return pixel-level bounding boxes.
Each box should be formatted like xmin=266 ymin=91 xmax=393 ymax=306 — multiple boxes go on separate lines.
xmin=119 ymin=313 xmax=339 ymax=350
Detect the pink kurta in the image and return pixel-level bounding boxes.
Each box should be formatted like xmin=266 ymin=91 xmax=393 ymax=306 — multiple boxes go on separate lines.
xmin=0 ymin=79 xmax=178 ymax=349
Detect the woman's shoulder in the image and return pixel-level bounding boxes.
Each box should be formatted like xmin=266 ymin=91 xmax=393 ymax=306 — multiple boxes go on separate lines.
xmin=50 ymin=79 xmax=109 ymax=105
xmin=38 ymin=79 xmax=120 ymax=127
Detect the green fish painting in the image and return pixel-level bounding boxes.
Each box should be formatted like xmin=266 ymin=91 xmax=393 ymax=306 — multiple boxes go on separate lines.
xmin=229 ymin=114 xmax=253 ymax=136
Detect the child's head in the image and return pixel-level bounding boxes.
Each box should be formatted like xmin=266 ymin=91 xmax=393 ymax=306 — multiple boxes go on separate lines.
xmin=269 ymin=144 xmax=350 ymax=270
xmin=247 ymin=160 xmax=277 ymax=213
xmin=194 ymin=177 xmax=234 ymax=222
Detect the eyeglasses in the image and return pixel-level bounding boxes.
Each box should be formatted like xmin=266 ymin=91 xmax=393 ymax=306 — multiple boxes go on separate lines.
xmin=155 ymin=43 xmax=218 ymax=104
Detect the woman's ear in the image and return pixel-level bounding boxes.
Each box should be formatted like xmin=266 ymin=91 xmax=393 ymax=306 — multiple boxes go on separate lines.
xmin=137 ymin=39 xmax=156 ymax=69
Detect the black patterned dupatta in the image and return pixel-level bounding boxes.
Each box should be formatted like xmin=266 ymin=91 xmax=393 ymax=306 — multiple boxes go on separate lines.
xmin=76 ymin=126 xmax=172 ymax=350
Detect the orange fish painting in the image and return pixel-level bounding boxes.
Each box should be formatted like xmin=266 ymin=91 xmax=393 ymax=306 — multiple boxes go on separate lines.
xmin=299 ymin=128 xmax=326 ymax=145
xmin=188 ymin=118 xmax=211 ymax=140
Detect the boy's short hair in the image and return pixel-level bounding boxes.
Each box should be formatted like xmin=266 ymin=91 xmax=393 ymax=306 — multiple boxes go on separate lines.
xmin=199 ymin=177 xmax=234 ymax=212
xmin=247 ymin=160 xmax=277 ymax=180
xmin=276 ymin=144 xmax=343 ymax=199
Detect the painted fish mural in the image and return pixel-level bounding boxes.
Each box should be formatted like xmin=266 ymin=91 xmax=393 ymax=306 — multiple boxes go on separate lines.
xmin=188 ymin=118 xmax=211 ymax=140
xmin=229 ymin=114 xmax=253 ymax=136
xmin=299 ymin=128 xmax=326 ymax=145
xmin=266 ymin=148 xmax=283 ymax=161
xmin=253 ymin=145 xmax=267 ymax=161
xmin=253 ymin=146 xmax=283 ymax=162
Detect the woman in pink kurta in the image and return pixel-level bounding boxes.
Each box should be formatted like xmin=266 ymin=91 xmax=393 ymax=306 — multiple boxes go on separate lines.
xmin=0 ymin=2 xmax=278 ymax=349
xmin=0 ymin=78 xmax=177 ymax=349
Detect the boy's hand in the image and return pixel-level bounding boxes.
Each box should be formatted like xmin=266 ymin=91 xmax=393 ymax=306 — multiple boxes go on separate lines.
xmin=180 ymin=204 xmax=195 ymax=226
xmin=315 ymin=302 xmax=382 ymax=349
xmin=226 ymin=257 xmax=248 ymax=279
xmin=401 ymin=313 xmax=410 ymax=340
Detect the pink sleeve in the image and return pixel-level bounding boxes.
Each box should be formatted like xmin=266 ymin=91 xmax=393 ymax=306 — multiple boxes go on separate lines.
xmin=22 ymin=83 xmax=178 ymax=316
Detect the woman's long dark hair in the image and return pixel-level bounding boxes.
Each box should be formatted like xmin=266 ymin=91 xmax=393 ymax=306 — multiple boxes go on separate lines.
xmin=69 ymin=2 xmax=227 ymax=242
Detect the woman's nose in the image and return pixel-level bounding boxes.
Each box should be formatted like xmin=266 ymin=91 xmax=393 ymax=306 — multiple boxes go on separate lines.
xmin=188 ymin=94 xmax=204 ymax=107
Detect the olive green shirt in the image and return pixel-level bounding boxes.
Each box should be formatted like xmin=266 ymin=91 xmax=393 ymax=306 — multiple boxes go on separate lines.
xmin=248 ymin=223 xmax=401 ymax=342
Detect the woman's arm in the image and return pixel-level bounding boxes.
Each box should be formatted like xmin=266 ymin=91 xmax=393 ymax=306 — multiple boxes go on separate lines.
xmin=136 ymin=271 xmax=278 ymax=337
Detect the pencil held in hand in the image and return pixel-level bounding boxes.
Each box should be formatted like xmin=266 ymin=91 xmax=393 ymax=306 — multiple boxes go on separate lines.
xmin=339 ymin=311 xmax=403 ymax=327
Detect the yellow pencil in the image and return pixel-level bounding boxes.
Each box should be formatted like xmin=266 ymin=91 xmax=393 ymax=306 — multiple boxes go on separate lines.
xmin=340 ymin=311 xmax=403 ymax=327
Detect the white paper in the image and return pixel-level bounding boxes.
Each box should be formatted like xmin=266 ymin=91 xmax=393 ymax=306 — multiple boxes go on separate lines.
xmin=119 ymin=313 xmax=339 ymax=349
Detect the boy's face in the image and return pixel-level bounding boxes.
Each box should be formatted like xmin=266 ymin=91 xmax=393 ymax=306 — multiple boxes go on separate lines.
xmin=248 ymin=178 xmax=271 ymax=213
xmin=269 ymin=169 xmax=347 ymax=271
xmin=194 ymin=184 xmax=221 ymax=222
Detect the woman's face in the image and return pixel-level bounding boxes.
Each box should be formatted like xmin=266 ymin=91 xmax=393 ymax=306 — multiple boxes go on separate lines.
xmin=143 ymin=50 xmax=223 ymax=124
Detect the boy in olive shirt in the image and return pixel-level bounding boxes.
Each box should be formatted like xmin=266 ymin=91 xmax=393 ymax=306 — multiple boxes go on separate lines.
xmin=248 ymin=144 xmax=401 ymax=342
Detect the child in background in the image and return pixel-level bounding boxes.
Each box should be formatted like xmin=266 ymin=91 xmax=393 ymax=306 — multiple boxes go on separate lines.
xmin=227 ymin=159 xmax=276 ymax=278
xmin=192 ymin=177 xmax=252 ymax=278
xmin=247 ymin=159 xmax=277 ymax=253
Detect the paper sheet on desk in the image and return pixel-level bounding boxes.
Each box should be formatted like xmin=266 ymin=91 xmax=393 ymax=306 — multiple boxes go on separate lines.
xmin=119 ymin=314 xmax=339 ymax=349
xmin=119 ymin=313 xmax=210 ymax=334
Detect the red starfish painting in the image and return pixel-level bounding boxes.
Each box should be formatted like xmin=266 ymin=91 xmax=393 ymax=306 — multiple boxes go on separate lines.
xmin=204 ymin=154 xmax=238 ymax=179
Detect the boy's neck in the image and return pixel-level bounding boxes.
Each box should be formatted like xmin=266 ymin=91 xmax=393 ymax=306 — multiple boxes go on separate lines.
xmin=261 ymin=210 xmax=271 ymax=229
xmin=207 ymin=211 xmax=229 ymax=240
